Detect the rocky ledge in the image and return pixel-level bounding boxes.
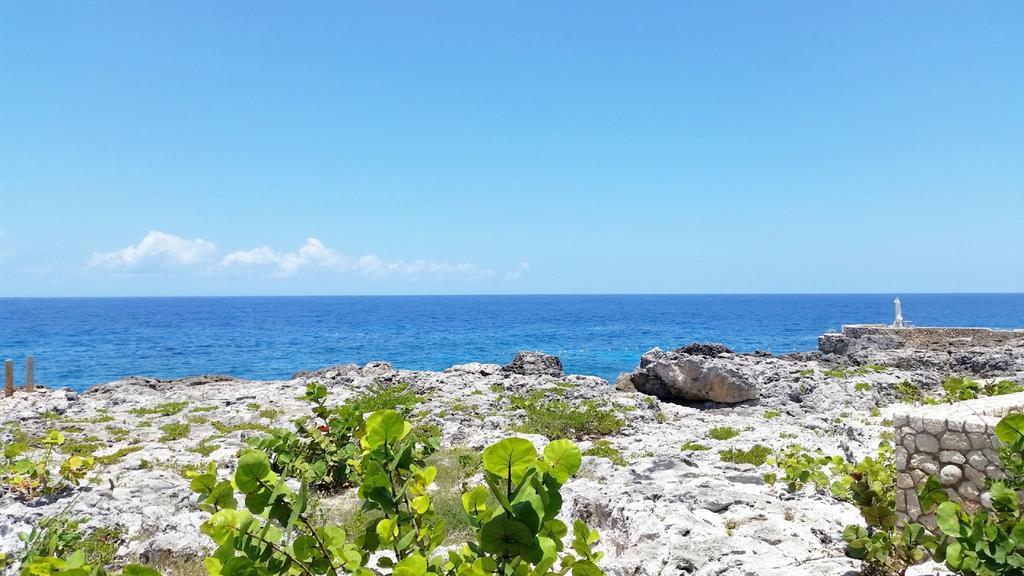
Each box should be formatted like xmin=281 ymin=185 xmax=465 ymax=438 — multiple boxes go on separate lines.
xmin=2 ymin=335 xmax=1024 ymax=576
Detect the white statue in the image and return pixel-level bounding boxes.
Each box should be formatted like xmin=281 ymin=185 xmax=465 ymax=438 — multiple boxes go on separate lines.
xmin=893 ymin=297 xmax=904 ymax=328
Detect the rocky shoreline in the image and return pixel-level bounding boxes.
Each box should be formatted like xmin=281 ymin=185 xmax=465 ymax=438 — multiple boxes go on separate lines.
xmin=3 ymin=331 xmax=1024 ymax=576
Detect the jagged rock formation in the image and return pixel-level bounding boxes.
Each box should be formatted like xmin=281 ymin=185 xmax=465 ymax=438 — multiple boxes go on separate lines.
xmin=502 ymin=351 xmax=564 ymax=377
xmin=628 ymin=346 xmax=759 ymax=404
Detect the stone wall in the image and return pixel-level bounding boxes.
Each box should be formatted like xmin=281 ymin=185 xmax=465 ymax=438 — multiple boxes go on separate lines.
xmin=819 ymin=325 xmax=1024 ymax=355
xmin=894 ymin=393 xmax=1024 ymax=530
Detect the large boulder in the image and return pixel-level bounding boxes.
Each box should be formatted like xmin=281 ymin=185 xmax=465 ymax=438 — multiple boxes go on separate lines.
xmin=502 ymin=351 xmax=564 ymax=377
xmin=629 ymin=346 xmax=758 ymax=404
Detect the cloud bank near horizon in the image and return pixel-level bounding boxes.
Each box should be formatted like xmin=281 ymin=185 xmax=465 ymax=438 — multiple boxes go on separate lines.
xmin=88 ymin=231 xmax=522 ymax=281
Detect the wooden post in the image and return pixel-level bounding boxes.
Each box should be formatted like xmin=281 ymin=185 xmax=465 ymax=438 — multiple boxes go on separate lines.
xmin=26 ymin=356 xmax=35 ymax=392
xmin=4 ymin=360 xmax=12 ymax=398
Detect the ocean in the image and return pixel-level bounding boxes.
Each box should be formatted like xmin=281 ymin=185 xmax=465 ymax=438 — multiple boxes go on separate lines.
xmin=1 ymin=294 xmax=1023 ymax=392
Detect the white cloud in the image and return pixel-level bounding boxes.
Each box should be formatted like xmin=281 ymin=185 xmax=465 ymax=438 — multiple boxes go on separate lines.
xmin=504 ymin=262 xmax=531 ymax=281
xmin=89 ymin=231 xmax=217 ymax=270
xmin=222 ymin=238 xmax=492 ymax=279
xmin=222 ymin=238 xmax=347 ymax=277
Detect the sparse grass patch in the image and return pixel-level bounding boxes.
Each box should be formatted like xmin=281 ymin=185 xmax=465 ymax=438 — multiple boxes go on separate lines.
xmin=681 ymin=441 xmax=710 ymax=451
xmin=190 ymin=437 xmax=220 ymax=457
xmin=106 ymin=426 xmax=130 ymax=441
xmin=159 ymin=422 xmax=191 ymax=442
xmin=823 ymin=368 xmax=848 ymax=379
xmin=719 ymin=444 xmax=771 ymax=466
xmin=95 ymin=445 xmax=143 ymax=466
xmin=425 ymin=447 xmax=484 ymax=542
xmin=245 ymin=402 xmax=261 ymax=411
xmin=347 ymin=382 xmax=422 ymax=415
xmin=582 ymin=440 xmax=627 ymax=466
xmin=854 ymin=382 xmax=871 ymax=392
xmin=188 ymin=415 xmax=210 ymax=425
xmin=707 ymin=426 xmax=740 ymax=441
xmin=763 ymin=410 xmax=781 ymax=420
xmin=258 ymin=408 xmax=282 ymax=420
xmin=509 ymin=391 xmax=623 ymax=440
xmin=190 ymin=405 xmax=217 ymax=413
xmin=212 ymin=420 xmax=274 ymax=435
xmin=797 ymin=369 xmax=815 ymax=377
xmin=130 ymin=401 xmax=188 ymax=417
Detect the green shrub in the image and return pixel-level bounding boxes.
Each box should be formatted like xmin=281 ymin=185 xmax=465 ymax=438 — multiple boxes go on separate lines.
xmin=719 ymin=444 xmax=771 ymax=466
xmin=707 ymin=426 xmax=740 ymax=441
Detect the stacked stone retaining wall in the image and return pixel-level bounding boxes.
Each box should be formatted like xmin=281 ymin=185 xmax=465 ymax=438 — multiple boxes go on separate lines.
xmin=894 ymin=392 xmax=1024 ymax=530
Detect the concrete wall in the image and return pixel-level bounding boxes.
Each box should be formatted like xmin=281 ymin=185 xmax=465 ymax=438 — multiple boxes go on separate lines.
xmin=819 ymin=325 xmax=1024 ymax=354
xmin=893 ymin=393 xmax=1024 ymax=530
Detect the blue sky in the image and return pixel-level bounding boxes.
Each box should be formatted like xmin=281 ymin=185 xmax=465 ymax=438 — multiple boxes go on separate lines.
xmin=1 ymin=2 xmax=1021 ymax=296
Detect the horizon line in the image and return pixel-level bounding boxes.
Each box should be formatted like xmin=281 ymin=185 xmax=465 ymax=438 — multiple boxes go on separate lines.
xmin=2 ymin=291 xmax=1024 ymax=299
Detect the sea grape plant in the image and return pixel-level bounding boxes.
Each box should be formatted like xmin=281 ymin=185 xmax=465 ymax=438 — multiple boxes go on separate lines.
xmin=246 ymin=382 xmax=363 ymax=491
xmin=191 ymin=409 xmax=606 ymax=576
xmin=1 ymin=430 xmax=96 ymax=501
xmin=928 ymin=412 xmax=1024 ymax=574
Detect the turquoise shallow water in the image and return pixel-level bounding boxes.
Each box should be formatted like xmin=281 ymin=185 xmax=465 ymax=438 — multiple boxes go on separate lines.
xmin=1 ymin=294 xmax=1023 ymax=392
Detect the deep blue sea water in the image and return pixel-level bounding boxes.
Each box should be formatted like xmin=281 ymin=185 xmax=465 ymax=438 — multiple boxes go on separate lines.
xmin=2 ymin=294 xmax=1023 ymax=392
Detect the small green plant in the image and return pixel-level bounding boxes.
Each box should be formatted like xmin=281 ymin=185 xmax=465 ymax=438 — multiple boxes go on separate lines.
xmin=823 ymin=368 xmax=848 ymax=379
xmin=763 ymin=410 xmax=781 ymax=420
xmin=719 ymin=445 xmax=771 ymax=466
xmin=854 ymin=382 xmax=871 ymax=392
xmin=893 ymin=381 xmax=924 ymax=404
xmin=797 ymin=369 xmax=815 ymax=377
xmin=583 ymin=440 xmax=627 ymax=466
xmin=158 ymin=423 xmax=190 ymax=443
xmin=707 ymin=426 xmax=740 ymax=441
xmin=766 ymin=444 xmax=850 ymax=495
xmin=1 ymin=430 xmax=95 ymax=500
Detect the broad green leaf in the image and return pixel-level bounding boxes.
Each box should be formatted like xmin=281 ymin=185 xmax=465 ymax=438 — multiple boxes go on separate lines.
xmin=482 ymin=438 xmax=537 ymax=485
xmin=572 ymin=560 xmax=603 ymax=576
xmin=479 ymin=518 xmax=535 ymax=556
xmin=362 ymin=410 xmax=411 ymax=450
xmin=990 ymin=482 xmax=1019 ymax=513
xmin=234 ymin=451 xmax=272 ymax=494
xmin=394 ymin=554 xmax=427 ymax=576
xmin=41 ymin=430 xmax=65 ymax=446
xmin=543 ymin=439 xmax=581 ymax=484
xmin=293 ymin=534 xmax=317 ymax=561
xmin=996 ymin=413 xmax=1024 ymax=443
xmin=462 ymin=486 xmax=489 ymax=516
xmin=935 ymin=501 xmax=963 ymax=537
